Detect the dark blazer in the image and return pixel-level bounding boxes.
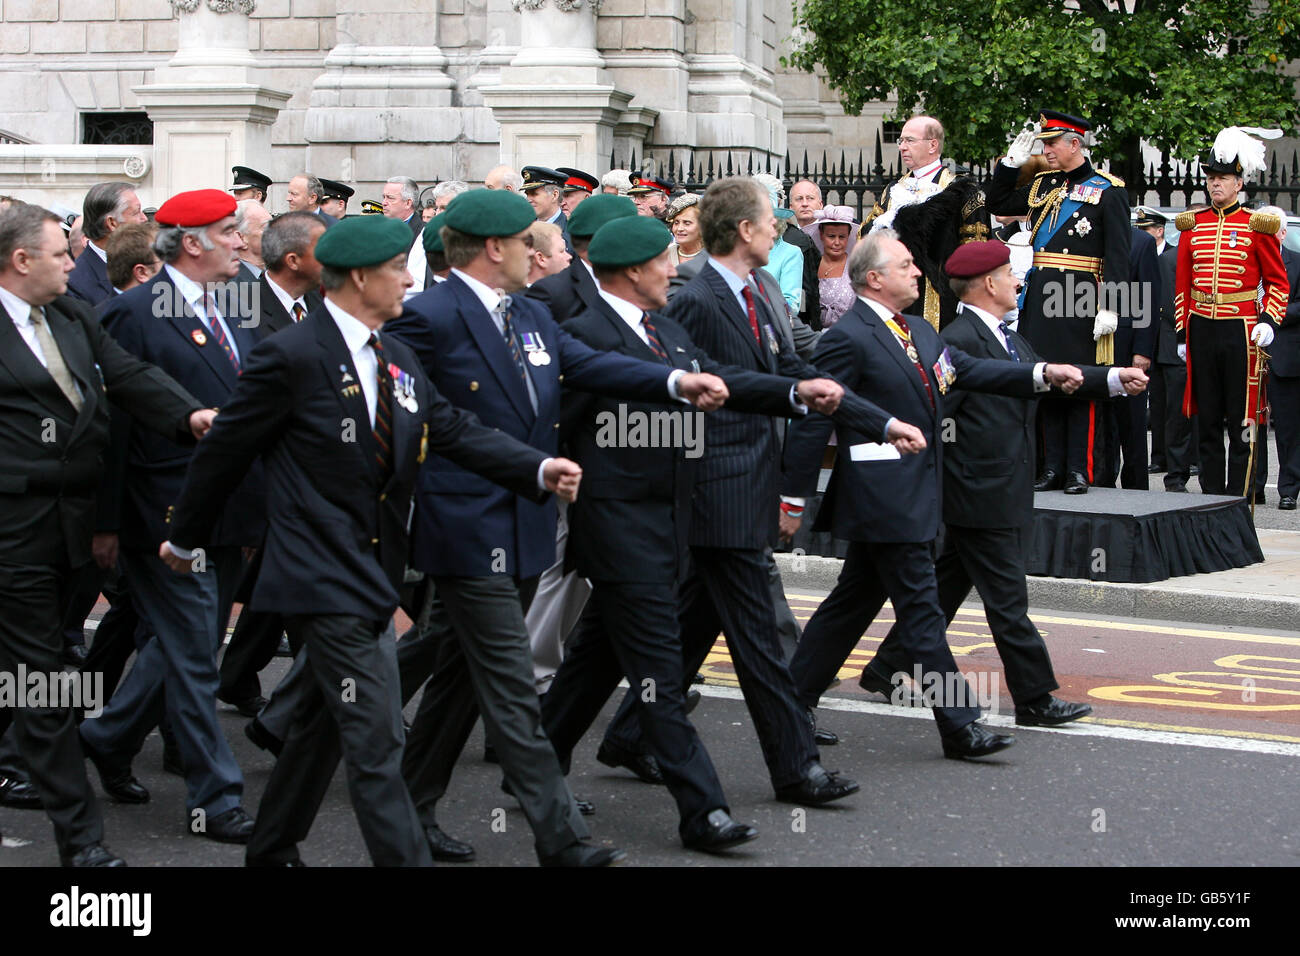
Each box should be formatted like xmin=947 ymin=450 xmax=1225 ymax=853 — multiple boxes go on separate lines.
xmin=1120 ymin=225 xmax=1159 ymax=362
xmin=251 ymin=273 xmax=323 ymax=340
xmin=100 ymin=269 xmax=266 ymax=550
xmin=940 ymin=305 xmax=1112 ymax=529
xmin=0 ymin=293 xmax=199 ymax=566
xmin=168 ymin=308 xmax=547 ymax=622
xmin=525 ymin=258 xmax=601 ymax=325
xmin=1273 ymin=246 xmax=1300 ymax=378
xmin=781 ymin=227 xmax=821 ymax=329
xmin=1154 ymin=242 xmax=1179 ymax=365
xmin=665 ymin=260 xmax=891 ymax=551
xmin=66 ymin=247 xmax=115 ymax=307
xmin=782 ymin=298 xmax=1042 ymax=544
xmin=560 ymin=295 xmax=801 ymax=584
xmin=385 ymin=273 xmax=677 ymax=580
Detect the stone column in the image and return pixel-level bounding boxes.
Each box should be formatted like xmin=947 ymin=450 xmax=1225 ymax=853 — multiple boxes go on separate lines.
xmin=480 ymin=0 xmax=656 ymax=174
xmin=304 ymin=0 xmax=459 ymax=188
xmin=133 ymin=1 xmax=290 ymax=197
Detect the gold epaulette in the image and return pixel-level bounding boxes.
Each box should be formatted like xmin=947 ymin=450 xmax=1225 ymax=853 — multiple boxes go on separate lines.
xmin=1175 ymin=210 xmax=1197 ymax=232
xmin=1096 ymin=170 xmax=1125 ymax=188
xmin=1249 ymin=211 xmax=1281 ymax=235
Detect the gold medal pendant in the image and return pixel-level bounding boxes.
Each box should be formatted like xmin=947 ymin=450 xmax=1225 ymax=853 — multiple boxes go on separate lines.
xmin=906 ymin=343 xmax=919 ymax=363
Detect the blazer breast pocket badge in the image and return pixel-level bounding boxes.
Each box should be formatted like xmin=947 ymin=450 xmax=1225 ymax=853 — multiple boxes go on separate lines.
xmin=932 ymin=347 xmax=957 ymax=395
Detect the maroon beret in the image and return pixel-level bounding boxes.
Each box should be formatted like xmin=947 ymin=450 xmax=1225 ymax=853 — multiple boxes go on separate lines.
xmin=944 ymin=240 xmax=1010 ymax=278
xmin=155 ymin=189 xmax=238 ymax=227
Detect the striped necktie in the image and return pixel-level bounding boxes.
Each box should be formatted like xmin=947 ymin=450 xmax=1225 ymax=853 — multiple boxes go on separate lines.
xmin=203 ymin=293 xmax=240 ymax=374
xmin=999 ymin=321 xmax=1021 ymax=362
xmin=369 ymin=332 xmax=394 ymax=479
xmin=291 ymin=301 xmax=307 ymax=324
xmin=890 ymin=313 xmax=935 ymax=410
xmin=641 ymin=312 xmax=669 ymax=362
xmin=496 ymin=297 xmax=529 ymax=388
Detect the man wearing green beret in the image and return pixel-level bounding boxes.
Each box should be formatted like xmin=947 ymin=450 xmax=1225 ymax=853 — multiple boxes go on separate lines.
xmin=383 ymin=189 xmax=733 ymax=866
xmin=159 ymin=215 xmax=589 ymax=866
xmin=538 ymin=215 xmax=870 ymax=850
xmin=526 ymin=192 xmax=638 ymax=323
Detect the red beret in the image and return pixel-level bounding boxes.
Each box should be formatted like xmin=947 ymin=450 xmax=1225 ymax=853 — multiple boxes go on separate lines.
xmin=155 ymin=189 xmax=238 ymax=227
xmin=944 ymin=240 xmax=1010 ymax=279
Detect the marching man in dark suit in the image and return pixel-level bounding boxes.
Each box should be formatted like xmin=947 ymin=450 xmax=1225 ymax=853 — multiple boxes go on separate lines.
xmin=384 ymin=189 xmax=732 ymax=866
xmin=854 ymin=241 xmax=1147 ymax=727
xmin=0 ymin=203 xmax=215 ymax=866
xmin=599 ymin=177 xmax=924 ymax=802
xmin=66 ymin=182 xmax=148 ymax=307
xmin=986 ymin=111 xmax=1131 ymax=494
xmin=779 ymin=230 xmax=1090 ymax=758
xmin=81 ymin=189 xmax=263 ymax=843
xmin=160 ymin=216 xmax=587 ymax=866
xmin=540 ymin=215 xmax=858 ymax=851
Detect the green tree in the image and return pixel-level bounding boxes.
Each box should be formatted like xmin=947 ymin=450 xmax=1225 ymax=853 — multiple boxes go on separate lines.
xmin=787 ymin=0 xmax=1300 ymax=173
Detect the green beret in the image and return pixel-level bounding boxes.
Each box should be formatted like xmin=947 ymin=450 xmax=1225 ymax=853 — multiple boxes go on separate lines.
xmin=314 ymin=216 xmax=412 ymax=268
xmin=442 ymin=189 xmax=535 ymax=237
xmin=422 ymin=212 xmax=447 ymax=253
xmin=587 ymin=216 xmax=673 ymax=268
xmin=567 ymin=193 xmax=637 ymax=238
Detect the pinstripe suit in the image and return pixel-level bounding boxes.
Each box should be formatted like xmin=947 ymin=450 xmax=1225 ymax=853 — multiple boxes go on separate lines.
xmin=602 ymin=260 xmax=893 ymax=789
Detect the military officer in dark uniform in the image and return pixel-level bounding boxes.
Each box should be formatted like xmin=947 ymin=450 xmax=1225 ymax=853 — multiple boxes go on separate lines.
xmin=317 ymin=178 xmax=354 ymax=220
xmin=522 ymin=165 xmax=573 ymax=255
xmin=629 ymin=176 xmax=674 ymax=221
xmin=556 ymin=167 xmax=598 ymax=218
xmin=1174 ymin=127 xmax=1289 ymax=498
xmin=230 ymin=166 xmax=271 ymax=205
xmin=985 ymin=111 xmax=1131 ymax=494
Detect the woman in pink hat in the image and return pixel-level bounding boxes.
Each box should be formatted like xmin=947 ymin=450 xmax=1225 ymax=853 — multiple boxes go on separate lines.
xmin=802 ymin=205 xmax=858 ymax=328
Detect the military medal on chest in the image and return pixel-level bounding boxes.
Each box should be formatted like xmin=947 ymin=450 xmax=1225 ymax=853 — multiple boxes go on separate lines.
xmin=520 ymin=330 xmax=551 ymax=366
xmin=388 ymin=362 xmax=419 ymax=414
xmin=765 ymin=324 xmax=780 ymax=355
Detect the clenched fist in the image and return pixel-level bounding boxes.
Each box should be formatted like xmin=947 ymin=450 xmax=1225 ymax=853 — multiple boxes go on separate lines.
xmin=678 ymin=372 xmax=729 ymax=411
xmin=796 ymin=378 xmax=844 ymax=415
xmin=543 ymin=457 xmax=583 ymax=503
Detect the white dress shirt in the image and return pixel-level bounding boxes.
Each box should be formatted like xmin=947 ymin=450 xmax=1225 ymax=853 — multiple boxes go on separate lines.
xmin=0 ymin=284 xmax=52 ymax=367
xmin=165 ymin=264 xmax=241 ymax=363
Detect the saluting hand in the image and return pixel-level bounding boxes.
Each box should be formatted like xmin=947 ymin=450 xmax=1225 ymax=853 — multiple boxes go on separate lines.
xmin=543 ymin=457 xmax=583 ymax=503
xmin=189 ymin=408 xmax=217 ymax=439
xmin=796 ymin=378 xmax=844 ymax=415
xmin=678 ymin=372 xmax=729 ymax=411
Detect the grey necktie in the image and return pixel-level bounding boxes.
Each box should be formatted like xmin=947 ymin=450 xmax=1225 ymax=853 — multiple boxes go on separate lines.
xmin=29 ymin=306 xmax=83 ymax=412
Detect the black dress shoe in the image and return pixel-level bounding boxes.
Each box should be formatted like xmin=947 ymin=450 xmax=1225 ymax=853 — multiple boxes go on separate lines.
xmin=691 ymin=671 xmax=705 ymax=684
xmin=244 ymin=717 xmax=283 ymax=757
xmin=1147 ymin=462 xmax=1165 ymax=474
xmin=941 ymin=722 xmax=1016 ymax=760
xmin=83 ymin=744 xmax=149 ymax=804
xmin=804 ymin=707 xmax=838 ymax=746
xmin=685 ymin=689 xmax=702 ymax=714
xmin=1063 ymin=471 xmax=1089 ymax=494
xmin=202 ymin=806 xmax=256 ymax=844
xmin=539 ymin=841 xmax=625 ymax=867
xmin=596 ymin=740 xmax=665 ymax=784
xmin=61 ymin=842 xmax=126 ymax=868
xmin=424 ymin=824 xmax=475 ymax=862
xmin=1015 ymin=696 xmax=1093 ymax=727
xmin=1034 ymin=469 xmax=1063 ymax=492
xmin=774 ymin=762 xmax=859 ymax=806
xmin=219 ymin=694 xmax=267 ymax=718
xmin=859 ymin=667 xmax=925 ymax=705
xmin=61 ymin=642 xmax=89 ymax=669
xmin=0 ymin=775 xmax=42 ymax=809
xmin=1254 ymin=489 xmax=1267 ymax=505
xmin=1280 ymin=496 xmax=1297 ymax=511
xmin=1165 ymin=482 xmax=1189 ymax=493
xmin=683 ymin=809 xmax=759 ymax=853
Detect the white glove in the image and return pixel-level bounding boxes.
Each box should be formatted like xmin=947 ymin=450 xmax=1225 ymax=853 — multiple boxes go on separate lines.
xmin=1177 ymin=343 xmax=1187 ymax=362
xmin=1092 ymin=308 xmax=1118 ymax=340
xmin=1251 ymin=323 xmax=1275 ymax=347
xmin=1003 ymin=129 xmax=1035 ymax=168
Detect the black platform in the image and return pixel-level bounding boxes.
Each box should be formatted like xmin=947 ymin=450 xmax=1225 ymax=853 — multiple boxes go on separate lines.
xmin=784 ymin=486 xmax=1264 ymax=584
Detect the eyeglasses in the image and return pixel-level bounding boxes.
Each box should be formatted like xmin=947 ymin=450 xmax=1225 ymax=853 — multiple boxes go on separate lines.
xmin=897 ymin=136 xmax=934 ymax=145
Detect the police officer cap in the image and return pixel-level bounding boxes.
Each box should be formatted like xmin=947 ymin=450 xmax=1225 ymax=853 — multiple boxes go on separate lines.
xmin=441 ymin=190 xmax=536 ymax=237
xmin=587 ymin=216 xmax=673 ymax=268
xmin=567 ymin=193 xmax=638 ymax=238
xmin=557 ymin=167 xmax=599 ymax=194
xmin=1134 ymin=207 xmax=1167 ymax=228
xmin=315 ymin=216 xmax=412 ymax=268
xmin=230 ymin=166 xmax=272 ymax=193
xmin=521 ymin=166 xmax=567 ymax=191
xmin=318 ymin=178 xmax=355 ymax=201
xmin=360 ymin=199 xmax=384 ymax=215
xmin=944 ymin=240 xmax=1010 ymax=278
xmin=422 ymin=212 xmax=448 ymax=253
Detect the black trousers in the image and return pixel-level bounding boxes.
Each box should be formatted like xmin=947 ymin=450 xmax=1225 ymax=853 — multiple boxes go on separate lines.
xmin=603 ymin=546 xmax=816 ymax=791
xmin=1150 ymin=360 xmax=1168 ymax=468
xmin=1273 ymin=374 xmax=1300 ymax=499
xmin=1155 ymin=362 xmax=1196 ymax=487
xmin=1040 ymin=392 xmax=1101 ymax=481
xmin=541 ymin=581 xmax=727 ymax=840
xmin=246 ymin=615 xmax=430 ymax=866
xmin=867 ymin=524 xmax=1057 ymax=707
xmin=1112 ymin=392 xmax=1149 ymax=489
xmin=788 ymin=540 xmax=981 ymax=736
xmin=0 ymin=560 xmax=104 ymax=857
xmin=1190 ymin=314 xmax=1258 ymax=496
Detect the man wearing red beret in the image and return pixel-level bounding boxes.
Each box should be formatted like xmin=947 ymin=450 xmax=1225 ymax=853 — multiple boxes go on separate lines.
xmin=80 ymin=189 xmax=261 ymax=844
xmin=859 ymin=241 xmax=1147 ymax=726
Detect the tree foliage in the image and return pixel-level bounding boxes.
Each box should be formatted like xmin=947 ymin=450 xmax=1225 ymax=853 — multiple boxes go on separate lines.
xmin=787 ymin=0 xmax=1300 ymax=166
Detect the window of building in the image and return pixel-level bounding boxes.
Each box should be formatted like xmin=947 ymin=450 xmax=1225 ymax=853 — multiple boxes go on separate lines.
xmin=82 ymin=112 xmax=154 ymax=146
